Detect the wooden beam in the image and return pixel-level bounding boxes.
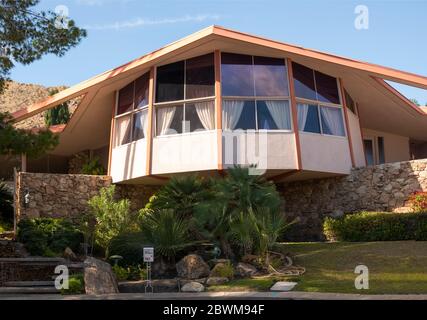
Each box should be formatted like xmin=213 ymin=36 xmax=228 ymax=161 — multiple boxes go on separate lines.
xmin=339 ymin=78 xmax=356 ymax=167
xmin=21 ymin=154 xmax=27 ymax=173
xmin=286 ymin=58 xmax=302 ymax=170
xmin=145 ymin=67 xmax=155 ymax=176
xmin=214 ymin=50 xmax=223 ymax=171
xmin=107 ymin=91 xmax=117 ymax=176
xmin=270 ymin=169 xmax=300 ymax=183
xmin=356 ymin=102 xmax=368 ymax=166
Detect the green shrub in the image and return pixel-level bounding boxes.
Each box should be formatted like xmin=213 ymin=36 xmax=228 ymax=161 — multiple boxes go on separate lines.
xmin=210 ymin=261 xmax=234 ymax=279
xmin=109 ymin=232 xmax=146 ymax=266
xmin=17 ymin=218 xmax=83 ymax=256
xmin=88 ymin=185 xmax=134 ymax=256
xmin=0 ymin=180 xmax=13 ymax=225
xmin=112 ymin=264 xmax=146 ymax=281
xmin=61 ymin=273 xmax=85 ymax=295
xmin=408 ymin=191 xmax=427 ymax=212
xmin=323 ymin=211 xmax=427 ymax=241
xmin=112 ymin=265 xmax=129 ymax=281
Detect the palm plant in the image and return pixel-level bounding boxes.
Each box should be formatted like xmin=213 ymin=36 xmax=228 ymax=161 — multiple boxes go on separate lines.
xmin=139 ymin=209 xmax=197 ymax=263
xmin=144 ymin=176 xmax=212 ymax=218
xmin=0 ymin=180 xmax=13 ymax=225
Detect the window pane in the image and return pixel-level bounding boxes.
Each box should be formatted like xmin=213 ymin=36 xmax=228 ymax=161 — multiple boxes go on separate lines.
xmin=315 ymin=71 xmax=340 ymax=104
xmin=185 ymin=100 xmax=215 ymax=132
xmin=221 ymin=53 xmax=254 ymax=96
xmin=117 ymin=82 xmax=134 ymax=115
xmin=234 ymin=100 xmax=256 ymax=130
xmin=156 ymin=61 xmax=184 ymax=102
xmin=364 ymin=140 xmax=374 ymax=165
xmin=115 ymin=115 xmax=131 ymax=146
xmin=344 ymin=89 xmax=356 ymax=114
xmin=156 ymin=105 xmax=183 ymax=135
xmin=257 ymin=100 xmax=291 ymax=130
xmin=254 ymin=56 xmax=288 ymax=96
xmin=135 ymin=72 xmax=150 ymax=109
xmin=293 ymin=62 xmax=316 ymax=100
xmin=132 ymin=109 xmax=148 ymax=141
xmin=186 ymin=53 xmax=215 ymax=99
xmin=320 ymin=106 xmax=345 ymax=136
xmin=297 ymin=103 xmax=320 ymax=133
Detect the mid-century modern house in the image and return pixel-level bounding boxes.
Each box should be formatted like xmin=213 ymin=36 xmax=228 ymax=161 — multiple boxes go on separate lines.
xmin=11 ymin=26 xmax=427 ymax=184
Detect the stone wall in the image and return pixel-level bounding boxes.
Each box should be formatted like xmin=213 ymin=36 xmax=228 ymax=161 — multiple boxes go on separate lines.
xmin=279 ymin=159 xmax=427 ymax=241
xmin=16 ymin=173 xmax=159 ymax=222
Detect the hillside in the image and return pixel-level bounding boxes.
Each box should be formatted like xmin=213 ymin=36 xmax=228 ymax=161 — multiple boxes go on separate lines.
xmin=0 ymin=81 xmax=76 ymax=129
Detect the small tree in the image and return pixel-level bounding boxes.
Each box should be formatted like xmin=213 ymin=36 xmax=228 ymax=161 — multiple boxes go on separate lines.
xmin=87 ymin=185 xmax=133 ymax=257
xmin=0 ymin=112 xmax=58 ymax=158
xmin=44 ymin=89 xmax=70 ymax=126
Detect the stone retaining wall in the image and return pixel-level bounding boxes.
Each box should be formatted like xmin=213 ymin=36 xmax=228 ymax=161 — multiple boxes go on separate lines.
xmin=16 ymin=173 xmax=159 ymax=222
xmin=279 ymin=159 xmax=427 ymax=241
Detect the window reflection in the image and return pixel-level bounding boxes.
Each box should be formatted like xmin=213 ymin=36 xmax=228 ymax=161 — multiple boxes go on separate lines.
xmin=156 ymin=61 xmax=185 ymax=103
xmin=221 ymin=53 xmax=254 ymax=96
xmin=186 ymin=53 xmax=215 ymax=99
xmin=315 ymin=71 xmax=340 ymax=104
xmin=293 ymin=63 xmax=316 ymax=100
xmin=254 ymin=56 xmax=288 ymax=96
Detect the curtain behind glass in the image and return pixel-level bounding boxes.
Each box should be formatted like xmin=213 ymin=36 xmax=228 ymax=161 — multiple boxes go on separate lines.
xmin=265 ymin=100 xmax=291 ymax=129
xmin=115 ymin=115 xmax=131 ymax=146
xmin=156 ymin=107 xmax=176 ymax=136
xmin=297 ymin=103 xmax=309 ymax=131
xmin=222 ymin=100 xmax=244 ymax=130
xmin=133 ymin=109 xmax=148 ymax=141
xmin=320 ymin=106 xmax=345 ymax=136
xmin=194 ymin=101 xmax=215 ymax=130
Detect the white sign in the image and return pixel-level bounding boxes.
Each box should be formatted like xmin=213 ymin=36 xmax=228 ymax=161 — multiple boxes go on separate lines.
xmin=143 ymin=247 xmax=154 ymax=263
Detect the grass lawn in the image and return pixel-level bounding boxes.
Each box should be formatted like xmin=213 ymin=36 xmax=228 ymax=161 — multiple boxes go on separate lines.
xmin=208 ymin=241 xmax=427 ymax=294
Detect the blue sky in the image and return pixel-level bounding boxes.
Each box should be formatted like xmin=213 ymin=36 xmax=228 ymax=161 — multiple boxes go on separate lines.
xmin=10 ymin=0 xmax=427 ymax=104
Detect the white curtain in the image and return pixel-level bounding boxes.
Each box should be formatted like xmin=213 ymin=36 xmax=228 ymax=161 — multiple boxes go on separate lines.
xmin=320 ymin=106 xmax=345 ymax=136
xmin=157 ymin=106 xmax=176 ymax=136
xmin=222 ymin=100 xmax=244 ymax=130
xmin=265 ymin=101 xmax=291 ymax=129
xmin=297 ymin=103 xmax=309 ymax=131
xmin=195 ymin=101 xmax=215 ymax=130
xmin=115 ymin=115 xmax=131 ymax=146
xmin=134 ymin=109 xmax=148 ymax=139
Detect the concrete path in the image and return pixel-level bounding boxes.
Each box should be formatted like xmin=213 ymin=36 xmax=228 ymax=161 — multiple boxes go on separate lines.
xmin=1 ymin=291 xmax=427 ymax=300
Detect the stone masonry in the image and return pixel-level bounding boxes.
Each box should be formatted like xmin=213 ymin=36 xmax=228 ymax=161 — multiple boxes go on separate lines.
xmin=279 ymin=159 xmax=427 ymax=241
xmin=16 ymin=172 xmax=158 ymax=222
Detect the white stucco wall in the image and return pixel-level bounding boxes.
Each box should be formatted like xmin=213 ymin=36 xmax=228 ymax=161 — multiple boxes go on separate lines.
xmin=111 ymin=139 xmax=147 ymax=183
xmin=299 ymin=132 xmax=352 ymax=174
xmin=151 ymin=131 xmax=218 ymax=175
xmin=362 ymin=128 xmax=410 ymax=163
xmin=222 ymin=131 xmax=298 ymax=172
xmin=347 ymin=110 xmax=365 ymax=167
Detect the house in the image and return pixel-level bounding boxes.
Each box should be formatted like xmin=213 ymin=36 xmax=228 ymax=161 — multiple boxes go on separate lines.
xmin=11 ymin=26 xmax=427 ymax=185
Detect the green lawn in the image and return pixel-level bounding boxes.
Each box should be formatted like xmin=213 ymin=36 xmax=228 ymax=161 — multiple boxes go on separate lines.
xmin=208 ymin=241 xmax=427 ymax=294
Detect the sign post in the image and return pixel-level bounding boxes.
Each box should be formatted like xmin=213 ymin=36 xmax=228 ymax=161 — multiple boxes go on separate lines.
xmin=143 ymin=247 xmax=154 ymax=293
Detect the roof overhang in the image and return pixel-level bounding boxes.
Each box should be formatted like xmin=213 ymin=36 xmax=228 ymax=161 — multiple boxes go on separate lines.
xmin=11 ymin=25 xmax=427 ymax=155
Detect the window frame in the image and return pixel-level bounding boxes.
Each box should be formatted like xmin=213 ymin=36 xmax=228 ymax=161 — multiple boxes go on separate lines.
xmin=296 ymin=73 xmax=347 ymax=138
xmin=221 ymin=56 xmax=292 ymax=132
xmin=153 ymin=54 xmax=216 ymax=137
xmin=114 ymin=72 xmax=151 ymax=147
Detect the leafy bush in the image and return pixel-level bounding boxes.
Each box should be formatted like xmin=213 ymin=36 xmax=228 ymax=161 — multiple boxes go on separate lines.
xmin=408 ymin=191 xmax=427 ymax=212
xmin=88 ymin=185 xmax=134 ymax=256
xmin=17 ymin=218 xmax=83 ymax=256
xmin=109 ymin=232 xmax=146 ymax=266
xmin=0 ymin=180 xmax=13 ymax=225
xmin=112 ymin=265 xmax=128 ymax=281
xmin=112 ymin=264 xmax=147 ymax=281
xmin=323 ymin=211 xmax=427 ymax=241
xmin=81 ymin=156 xmax=105 ymax=175
xmin=61 ymin=273 xmax=85 ymax=295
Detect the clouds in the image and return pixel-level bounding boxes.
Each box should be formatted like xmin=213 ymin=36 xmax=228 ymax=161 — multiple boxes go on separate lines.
xmin=84 ymin=14 xmax=221 ymax=31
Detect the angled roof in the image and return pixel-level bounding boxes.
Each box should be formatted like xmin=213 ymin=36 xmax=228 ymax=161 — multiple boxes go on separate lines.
xmin=12 ymin=25 xmax=427 ymax=123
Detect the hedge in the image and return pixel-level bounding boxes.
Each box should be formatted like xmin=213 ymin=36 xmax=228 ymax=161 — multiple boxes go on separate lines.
xmin=323 ymin=211 xmax=427 ymax=241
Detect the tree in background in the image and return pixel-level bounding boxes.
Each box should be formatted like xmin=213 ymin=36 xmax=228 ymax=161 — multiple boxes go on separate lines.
xmin=410 ymin=98 xmax=420 ymax=106
xmin=0 ymin=112 xmax=58 ymax=158
xmin=0 ymin=0 xmax=86 ymax=94
xmin=44 ymin=88 xmax=70 ymax=126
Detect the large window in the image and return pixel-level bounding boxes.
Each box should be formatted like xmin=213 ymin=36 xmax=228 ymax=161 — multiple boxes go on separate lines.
xmin=293 ymin=62 xmax=346 ymax=137
xmin=155 ymin=53 xmax=215 ymax=136
xmin=115 ymin=72 xmax=150 ymax=147
xmin=221 ymin=53 xmax=291 ymax=131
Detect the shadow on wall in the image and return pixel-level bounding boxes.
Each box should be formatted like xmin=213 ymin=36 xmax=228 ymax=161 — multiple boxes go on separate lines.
xmin=278 ymin=159 xmax=427 ymax=241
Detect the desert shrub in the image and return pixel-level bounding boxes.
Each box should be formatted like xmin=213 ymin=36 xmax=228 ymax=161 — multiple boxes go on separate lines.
xmin=61 ymin=273 xmax=85 ymax=295
xmin=88 ymin=185 xmax=134 ymax=256
xmin=407 ymin=191 xmax=427 ymax=212
xmin=210 ymin=261 xmax=234 ymax=279
xmin=17 ymin=218 xmax=83 ymax=256
xmin=323 ymin=211 xmax=427 ymax=241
